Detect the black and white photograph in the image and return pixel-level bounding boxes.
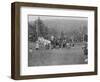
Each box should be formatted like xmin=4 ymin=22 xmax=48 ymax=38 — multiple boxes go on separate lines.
xmin=28 ymin=15 xmax=88 ymax=66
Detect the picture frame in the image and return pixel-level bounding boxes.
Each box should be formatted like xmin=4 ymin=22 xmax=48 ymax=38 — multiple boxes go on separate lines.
xmin=11 ymin=2 xmax=98 ymax=80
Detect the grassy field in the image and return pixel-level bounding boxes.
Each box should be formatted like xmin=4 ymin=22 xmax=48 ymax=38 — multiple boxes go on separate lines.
xmin=28 ymin=43 xmax=87 ymax=66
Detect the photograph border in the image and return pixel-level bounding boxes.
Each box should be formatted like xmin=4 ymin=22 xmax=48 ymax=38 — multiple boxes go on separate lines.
xmin=11 ymin=2 xmax=98 ymax=80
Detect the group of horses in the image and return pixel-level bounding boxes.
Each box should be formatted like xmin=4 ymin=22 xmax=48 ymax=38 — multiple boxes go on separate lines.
xmin=35 ymin=37 xmax=74 ymax=50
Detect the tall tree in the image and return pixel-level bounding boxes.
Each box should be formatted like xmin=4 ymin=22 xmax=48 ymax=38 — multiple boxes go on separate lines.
xmin=34 ymin=17 xmax=49 ymax=39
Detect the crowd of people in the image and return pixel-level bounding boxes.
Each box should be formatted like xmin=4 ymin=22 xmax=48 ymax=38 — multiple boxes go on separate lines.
xmin=35 ymin=36 xmax=74 ymax=50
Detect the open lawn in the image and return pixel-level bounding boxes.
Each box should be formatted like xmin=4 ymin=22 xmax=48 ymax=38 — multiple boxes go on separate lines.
xmin=28 ymin=45 xmax=87 ymax=66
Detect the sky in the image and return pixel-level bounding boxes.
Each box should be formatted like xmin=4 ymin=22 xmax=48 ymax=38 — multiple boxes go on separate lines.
xmin=28 ymin=15 xmax=88 ymax=22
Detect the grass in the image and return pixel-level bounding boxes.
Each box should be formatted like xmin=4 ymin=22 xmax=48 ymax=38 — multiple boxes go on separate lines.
xmin=28 ymin=43 xmax=87 ymax=66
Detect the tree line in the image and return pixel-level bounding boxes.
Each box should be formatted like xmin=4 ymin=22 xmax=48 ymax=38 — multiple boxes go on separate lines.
xmin=28 ymin=17 xmax=88 ymax=43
